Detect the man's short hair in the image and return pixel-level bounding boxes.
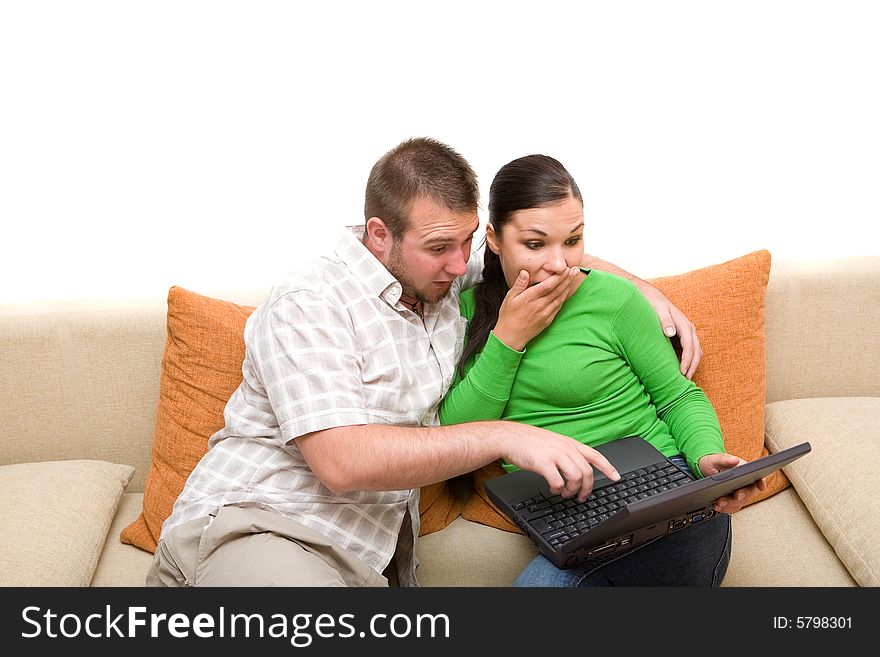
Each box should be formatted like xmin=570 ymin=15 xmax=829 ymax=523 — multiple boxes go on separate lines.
xmin=364 ymin=137 xmax=479 ymax=238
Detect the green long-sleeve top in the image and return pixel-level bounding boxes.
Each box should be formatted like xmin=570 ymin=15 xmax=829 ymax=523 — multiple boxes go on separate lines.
xmin=439 ymin=270 xmax=724 ymax=477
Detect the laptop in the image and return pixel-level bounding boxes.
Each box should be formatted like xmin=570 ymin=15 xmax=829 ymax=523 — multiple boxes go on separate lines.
xmin=485 ymin=435 xmax=810 ymax=570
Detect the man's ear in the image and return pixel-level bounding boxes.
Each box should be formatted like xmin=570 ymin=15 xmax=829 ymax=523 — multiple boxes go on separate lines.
xmin=365 ymin=217 xmax=392 ymax=256
xmin=485 ymin=223 xmax=501 ymax=255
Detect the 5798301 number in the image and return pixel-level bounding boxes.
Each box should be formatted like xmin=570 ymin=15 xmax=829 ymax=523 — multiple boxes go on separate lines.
xmin=774 ymin=616 xmax=852 ymax=629
xmin=797 ymin=617 xmax=851 ymax=629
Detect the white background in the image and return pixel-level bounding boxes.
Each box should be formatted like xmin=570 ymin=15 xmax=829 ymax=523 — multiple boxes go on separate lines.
xmin=2 ymin=1 xmax=878 ymax=304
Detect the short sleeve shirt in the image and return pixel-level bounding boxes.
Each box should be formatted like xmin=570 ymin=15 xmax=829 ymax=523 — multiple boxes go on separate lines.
xmin=161 ymin=226 xmax=483 ymax=586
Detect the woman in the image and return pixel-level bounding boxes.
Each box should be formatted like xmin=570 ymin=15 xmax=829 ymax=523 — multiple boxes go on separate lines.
xmin=439 ymin=154 xmax=761 ymax=586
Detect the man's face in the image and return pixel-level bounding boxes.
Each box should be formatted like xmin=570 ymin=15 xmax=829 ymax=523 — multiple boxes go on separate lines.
xmin=387 ymin=196 xmax=480 ymax=304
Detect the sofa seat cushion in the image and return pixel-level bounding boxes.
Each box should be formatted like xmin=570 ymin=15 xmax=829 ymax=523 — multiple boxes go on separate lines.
xmin=422 ymin=490 xmax=856 ymax=588
xmin=0 ymin=459 xmax=134 ymax=586
xmin=91 ymin=493 xmax=155 ymax=586
xmin=723 ymin=486 xmax=855 ymax=586
xmin=415 ymin=516 xmax=538 ymax=586
xmin=764 ymin=397 xmax=880 ymax=586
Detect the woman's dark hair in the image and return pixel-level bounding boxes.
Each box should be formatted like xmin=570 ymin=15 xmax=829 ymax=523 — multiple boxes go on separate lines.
xmin=458 ymin=154 xmax=582 ymax=377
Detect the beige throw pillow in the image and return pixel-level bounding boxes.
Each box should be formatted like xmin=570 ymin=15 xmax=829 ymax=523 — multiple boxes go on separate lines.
xmin=764 ymin=397 xmax=880 ymax=587
xmin=0 ymin=460 xmax=135 ymax=586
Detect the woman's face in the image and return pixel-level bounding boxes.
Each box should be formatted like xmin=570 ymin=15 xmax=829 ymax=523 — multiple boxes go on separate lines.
xmin=487 ymin=195 xmax=585 ymax=288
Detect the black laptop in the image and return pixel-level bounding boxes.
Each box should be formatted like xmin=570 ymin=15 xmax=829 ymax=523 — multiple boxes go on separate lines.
xmin=485 ymin=435 xmax=810 ymax=570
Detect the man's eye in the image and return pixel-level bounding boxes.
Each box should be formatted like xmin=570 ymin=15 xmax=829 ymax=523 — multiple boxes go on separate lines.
xmin=432 ymin=246 xmax=447 ymax=253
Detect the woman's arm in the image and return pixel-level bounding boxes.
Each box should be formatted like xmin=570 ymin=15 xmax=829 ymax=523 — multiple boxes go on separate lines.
xmin=438 ymin=331 xmax=523 ymax=425
xmin=611 ymin=285 xmax=723 ymax=476
xmin=440 ymin=268 xmax=577 ymax=425
xmin=614 ymin=286 xmax=768 ymax=510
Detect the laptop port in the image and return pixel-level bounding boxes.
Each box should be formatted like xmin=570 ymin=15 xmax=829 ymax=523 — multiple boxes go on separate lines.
xmin=588 ymin=541 xmax=618 ymax=558
xmin=690 ymin=513 xmax=705 ymax=523
xmin=669 ymin=518 xmax=687 ymax=531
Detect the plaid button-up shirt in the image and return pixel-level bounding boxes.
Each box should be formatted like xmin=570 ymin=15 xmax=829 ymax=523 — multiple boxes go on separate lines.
xmin=161 ymin=226 xmax=482 ymax=586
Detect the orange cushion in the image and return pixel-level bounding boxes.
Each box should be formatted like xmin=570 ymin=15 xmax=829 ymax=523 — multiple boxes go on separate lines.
xmin=120 ymin=287 xmax=256 ymax=552
xmin=418 ymin=481 xmax=463 ymax=537
xmin=461 ymin=460 xmax=521 ymax=534
xmin=121 ymin=286 xmax=458 ymax=553
xmin=651 ymin=249 xmax=784 ymax=502
xmin=461 ymin=250 xmax=779 ymax=532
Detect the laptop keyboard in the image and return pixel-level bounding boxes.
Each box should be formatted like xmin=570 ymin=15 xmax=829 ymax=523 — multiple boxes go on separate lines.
xmin=511 ymin=460 xmax=691 ymax=549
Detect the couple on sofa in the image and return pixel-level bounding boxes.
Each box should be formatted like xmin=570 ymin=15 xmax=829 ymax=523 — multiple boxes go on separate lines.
xmin=148 ymin=137 xmax=765 ymax=588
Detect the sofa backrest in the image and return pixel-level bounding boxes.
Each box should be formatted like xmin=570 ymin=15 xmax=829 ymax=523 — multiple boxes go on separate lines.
xmin=0 ymin=292 xmax=266 ymax=492
xmin=764 ymin=256 xmax=880 ymax=403
xmin=1 ymin=297 xmax=166 ymax=491
xmin=1 ymin=257 xmax=877 ymax=491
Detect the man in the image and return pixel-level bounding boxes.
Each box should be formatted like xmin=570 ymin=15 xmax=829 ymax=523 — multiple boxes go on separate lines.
xmin=147 ymin=137 xmax=720 ymax=587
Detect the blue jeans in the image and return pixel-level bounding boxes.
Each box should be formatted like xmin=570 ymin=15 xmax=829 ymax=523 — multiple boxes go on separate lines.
xmin=513 ymin=456 xmax=732 ymax=587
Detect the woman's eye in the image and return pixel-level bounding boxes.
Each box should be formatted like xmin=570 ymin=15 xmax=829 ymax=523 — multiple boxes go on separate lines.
xmin=526 ymin=242 xmax=543 ymax=250
xmin=565 ymin=237 xmax=582 ymax=246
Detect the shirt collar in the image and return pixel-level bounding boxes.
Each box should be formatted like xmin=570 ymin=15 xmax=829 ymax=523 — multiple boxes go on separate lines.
xmin=335 ymin=226 xmax=406 ymax=305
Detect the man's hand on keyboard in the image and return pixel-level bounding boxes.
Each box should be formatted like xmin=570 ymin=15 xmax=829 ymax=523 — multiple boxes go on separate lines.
xmin=499 ymin=423 xmax=621 ymax=502
xmin=698 ymin=453 xmax=768 ymax=514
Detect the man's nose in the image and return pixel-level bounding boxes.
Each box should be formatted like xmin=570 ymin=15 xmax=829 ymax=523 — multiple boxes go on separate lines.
xmin=445 ymin=247 xmax=469 ymax=276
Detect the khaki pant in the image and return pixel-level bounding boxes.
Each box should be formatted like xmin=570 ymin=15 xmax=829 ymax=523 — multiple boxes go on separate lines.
xmin=147 ymin=505 xmax=388 ymax=587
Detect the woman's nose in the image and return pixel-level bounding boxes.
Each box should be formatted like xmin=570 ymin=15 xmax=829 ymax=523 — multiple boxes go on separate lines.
xmin=543 ymin=250 xmax=567 ymax=273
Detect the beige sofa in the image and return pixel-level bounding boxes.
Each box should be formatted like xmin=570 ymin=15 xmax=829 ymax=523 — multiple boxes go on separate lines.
xmin=1 ymin=256 xmax=878 ymax=587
